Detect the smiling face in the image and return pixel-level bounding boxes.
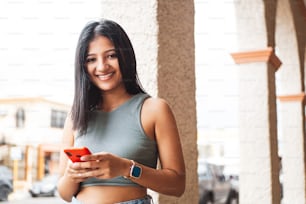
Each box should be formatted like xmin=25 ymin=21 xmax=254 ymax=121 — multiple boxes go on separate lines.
xmin=86 ymin=35 xmax=125 ymax=94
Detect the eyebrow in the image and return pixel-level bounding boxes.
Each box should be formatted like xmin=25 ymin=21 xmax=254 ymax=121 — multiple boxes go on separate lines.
xmin=87 ymin=48 xmax=116 ymax=57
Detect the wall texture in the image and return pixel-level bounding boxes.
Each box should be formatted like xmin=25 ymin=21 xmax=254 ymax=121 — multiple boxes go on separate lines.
xmin=156 ymin=0 xmax=198 ymax=203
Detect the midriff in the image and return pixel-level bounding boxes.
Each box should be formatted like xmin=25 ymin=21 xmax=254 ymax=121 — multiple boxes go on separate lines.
xmin=76 ymin=186 xmax=147 ymax=204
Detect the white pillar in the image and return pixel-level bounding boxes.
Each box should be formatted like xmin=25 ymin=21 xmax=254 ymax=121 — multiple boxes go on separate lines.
xmin=231 ymin=48 xmax=282 ymax=204
xmin=278 ymin=94 xmax=306 ymax=204
xmin=276 ymin=0 xmax=306 ymax=203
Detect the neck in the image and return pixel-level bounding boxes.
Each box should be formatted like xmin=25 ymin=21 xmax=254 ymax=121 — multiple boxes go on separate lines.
xmin=100 ymin=90 xmax=132 ymax=112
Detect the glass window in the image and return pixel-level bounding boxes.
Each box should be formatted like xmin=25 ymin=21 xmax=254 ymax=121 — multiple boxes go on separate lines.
xmin=50 ymin=109 xmax=67 ymax=128
xmin=16 ymin=108 xmax=25 ymax=128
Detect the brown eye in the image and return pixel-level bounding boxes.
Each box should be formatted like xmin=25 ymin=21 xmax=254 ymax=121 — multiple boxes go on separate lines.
xmin=107 ymin=53 xmax=117 ymax=59
xmin=86 ymin=58 xmax=96 ymax=63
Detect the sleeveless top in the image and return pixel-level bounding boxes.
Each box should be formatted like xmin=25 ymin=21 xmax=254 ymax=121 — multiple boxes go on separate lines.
xmin=74 ymin=93 xmax=158 ymax=187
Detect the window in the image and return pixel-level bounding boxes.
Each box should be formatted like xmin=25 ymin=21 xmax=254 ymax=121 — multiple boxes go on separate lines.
xmin=50 ymin=109 xmax=67 ymax=128
xmin=0 ymin=109 xmax=8 ymax=117
xmin=16 ymin=108 xmax=25 ymax=128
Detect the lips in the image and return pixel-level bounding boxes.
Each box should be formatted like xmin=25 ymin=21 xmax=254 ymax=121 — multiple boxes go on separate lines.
xmin=96 ymin=72 xmax=114 ymax=81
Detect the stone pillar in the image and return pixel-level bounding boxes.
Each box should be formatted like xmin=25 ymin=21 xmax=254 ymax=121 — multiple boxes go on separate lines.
xmin=277 ymin=94 xmax=306 ymax=204
xmin=232 ymin=0 xmax=282 ymax=203
xmin=99 ymin=1 xmax=197 ymax=203
xmin=276 ymin=1 xmax=306 ymax=203
xmin=276 ymin=0 xmax=306 ymax=204
xmin=156 ymin=1 xmax=197 ymax=204
xmin=231 ymin=48 xmax=282 ymax=204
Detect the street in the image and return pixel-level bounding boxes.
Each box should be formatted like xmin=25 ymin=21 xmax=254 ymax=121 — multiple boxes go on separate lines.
xmin=1 ymin=190 xmax=68 ymax=204
xmin=1 ymin=196 xmax=67 ymax=204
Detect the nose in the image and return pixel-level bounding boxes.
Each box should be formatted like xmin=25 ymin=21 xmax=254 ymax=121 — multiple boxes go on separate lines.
xmin=96 ymin=58 xmax=109 ymax=71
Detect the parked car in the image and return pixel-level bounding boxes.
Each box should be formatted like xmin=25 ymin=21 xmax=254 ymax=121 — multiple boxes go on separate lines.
xmin=29 ymin=174 xmax=59 ymax=197
xmin=198 ymin=160 xmax=239 ymax=204
xmin=0 ymin=165 xmax=13 ymax=201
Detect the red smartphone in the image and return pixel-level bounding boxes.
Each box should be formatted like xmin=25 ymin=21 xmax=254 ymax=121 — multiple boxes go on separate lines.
xmin=64 ymin=147 xmax=92 ymax=162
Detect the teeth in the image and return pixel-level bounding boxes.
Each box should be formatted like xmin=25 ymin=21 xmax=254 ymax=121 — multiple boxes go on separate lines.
xmin=97 ymin=73 xmax=113 ymax=80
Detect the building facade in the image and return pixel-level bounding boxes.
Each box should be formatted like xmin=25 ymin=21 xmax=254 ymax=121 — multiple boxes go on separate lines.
xmin=0 ymin=98 xmax=69 ymax=187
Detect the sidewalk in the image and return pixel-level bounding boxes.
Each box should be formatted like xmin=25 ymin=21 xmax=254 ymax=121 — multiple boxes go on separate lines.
xmin=7 ymin=180 xmax=31 ymax=201
xmin=8 ymin=189 xmax=31 ymax=201
xmin=5 ymin=188 xmax=68 ymax=204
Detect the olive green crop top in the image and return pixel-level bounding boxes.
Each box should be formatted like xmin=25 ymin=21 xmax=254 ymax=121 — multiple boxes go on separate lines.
xmin=74 ymin=93 xmax=158 ymax=187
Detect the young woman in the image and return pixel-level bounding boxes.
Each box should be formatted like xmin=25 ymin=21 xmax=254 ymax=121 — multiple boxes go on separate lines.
xmin=57 ymin=19 xmax=185 ymax=204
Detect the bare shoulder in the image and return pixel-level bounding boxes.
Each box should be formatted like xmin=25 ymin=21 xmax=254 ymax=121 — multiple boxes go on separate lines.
xmin=142 ymin=97 xmax=176 ymax=125
xmin=143 ymin=97 xmax=172 ymax=113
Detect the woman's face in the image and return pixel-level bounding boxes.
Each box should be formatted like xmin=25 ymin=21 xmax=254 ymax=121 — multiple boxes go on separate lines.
xmin=86 ymin=35 xmax=124 ymax=93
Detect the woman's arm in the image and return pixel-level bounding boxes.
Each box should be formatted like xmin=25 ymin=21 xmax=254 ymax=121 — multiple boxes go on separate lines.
xmin=134 ymin=98 xmax=186 ymax=196
xmin=57 ymin=116 xmax=81 ymax=202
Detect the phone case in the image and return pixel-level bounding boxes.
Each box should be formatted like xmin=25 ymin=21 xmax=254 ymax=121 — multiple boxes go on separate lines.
xmin=64 ymin=147 xmax=92 ymax=162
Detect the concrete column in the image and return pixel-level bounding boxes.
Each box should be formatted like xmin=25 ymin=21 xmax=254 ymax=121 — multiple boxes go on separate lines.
xmin=156 ymin=1 xmax=197 ymax=204
xmin=277 ymin=94 xmax=306 ymax=204
xmin=276 ymin=1 xmax=306 ymax=203
xmin=231 ymin=48 xmax=282 ymax=204
xmin=99 ymin=1 xmax=197 ymax=203
xmin=232 ymin=0 xmax=282 ymax=203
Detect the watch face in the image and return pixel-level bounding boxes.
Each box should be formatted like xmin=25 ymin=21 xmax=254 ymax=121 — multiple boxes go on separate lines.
xmin=132 ymin=165 xmax=142 ymax=178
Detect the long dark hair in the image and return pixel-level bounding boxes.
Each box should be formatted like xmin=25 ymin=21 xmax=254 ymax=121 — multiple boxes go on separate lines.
xmin=71 ymin=19 xmax=145 ymax=133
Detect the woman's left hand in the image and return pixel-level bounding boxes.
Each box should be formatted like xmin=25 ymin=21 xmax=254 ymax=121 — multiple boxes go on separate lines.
xmin=71 ymin=152 xmax=130 ymax=179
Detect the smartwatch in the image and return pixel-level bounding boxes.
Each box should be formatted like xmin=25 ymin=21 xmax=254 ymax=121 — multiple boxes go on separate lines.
xmin=128 ymin=160 xmax=142 ymax=179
